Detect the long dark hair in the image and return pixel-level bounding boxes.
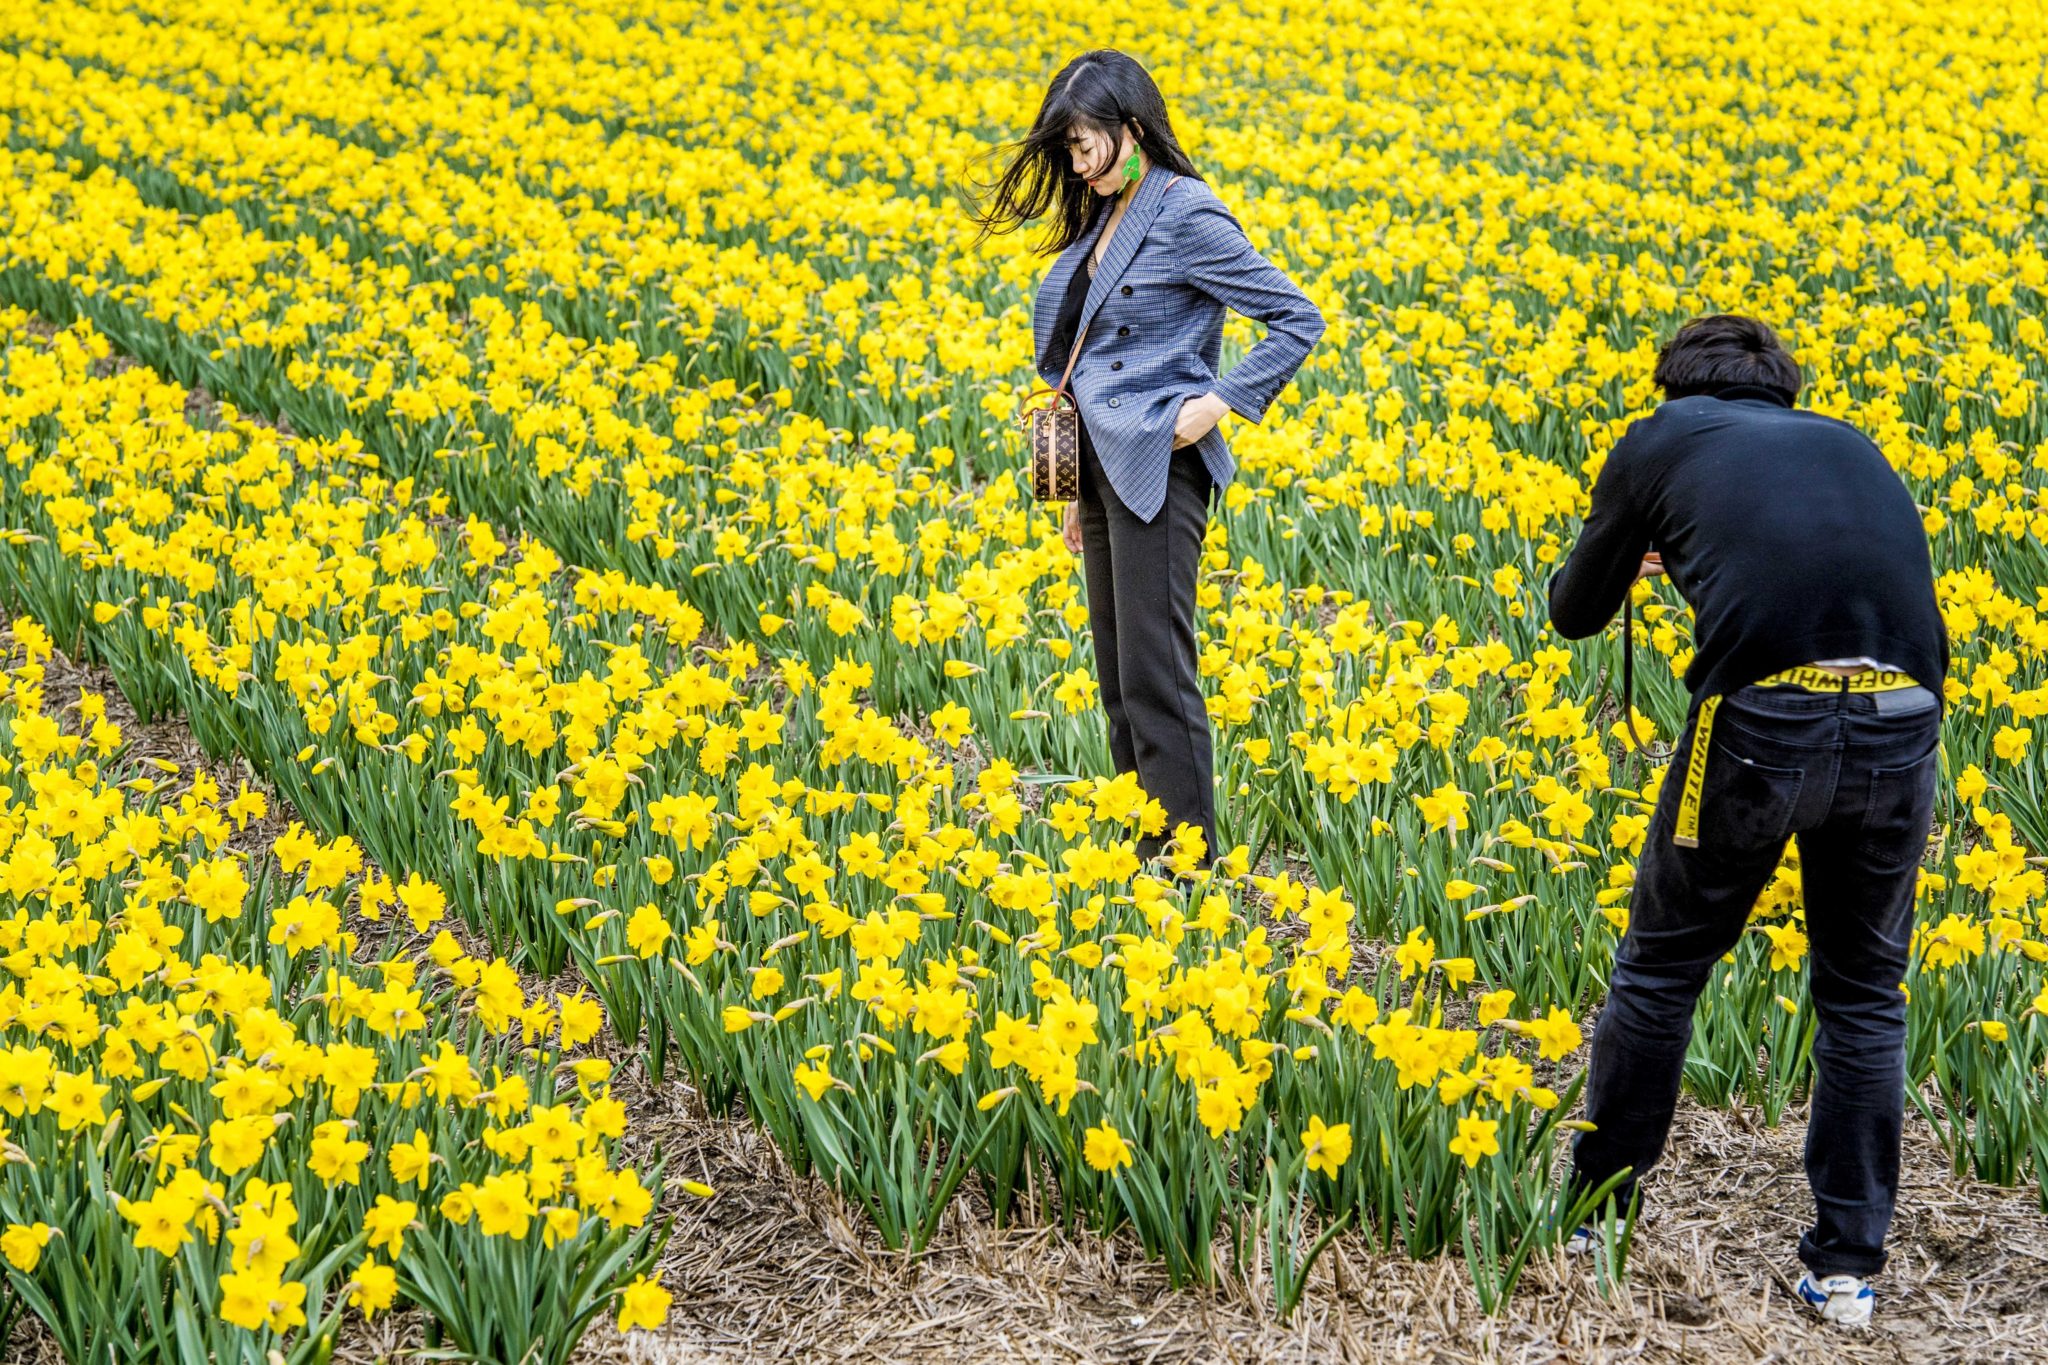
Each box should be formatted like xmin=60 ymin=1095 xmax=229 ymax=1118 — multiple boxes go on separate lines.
xmin=961 ymin=51 xmax=1201 ymax=257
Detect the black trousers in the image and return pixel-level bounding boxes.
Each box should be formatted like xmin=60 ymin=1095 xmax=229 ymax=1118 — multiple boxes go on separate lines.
xmin=1074 ymin=423 xmax=1218 ymax=865
xmin=1569 ymin=678 xmax=1943 ymax=1278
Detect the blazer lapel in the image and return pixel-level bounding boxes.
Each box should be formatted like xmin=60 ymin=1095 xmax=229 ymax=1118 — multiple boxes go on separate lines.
xmin=1070 ymin=162 xmax=1176 ymax=354
xmin=1035 ymin=205 xmax=1112 ymax=378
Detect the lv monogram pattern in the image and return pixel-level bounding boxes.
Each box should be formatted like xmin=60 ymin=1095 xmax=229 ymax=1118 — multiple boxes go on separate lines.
xmin=1026 ymin=403 xmax=1081 ymax=502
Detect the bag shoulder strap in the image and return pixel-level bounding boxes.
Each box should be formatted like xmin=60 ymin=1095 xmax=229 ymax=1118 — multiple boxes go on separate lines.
xmin=1052 ymin=173 xmax=1182 ymax=399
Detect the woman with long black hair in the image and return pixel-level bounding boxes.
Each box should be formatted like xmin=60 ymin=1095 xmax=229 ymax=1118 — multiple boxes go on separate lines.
xmin=967 ymin=50 xmax=1326 ymax=871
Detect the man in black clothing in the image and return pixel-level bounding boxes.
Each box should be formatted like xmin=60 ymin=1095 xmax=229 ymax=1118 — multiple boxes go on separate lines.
xmin=1546 ymin=315 xmax=1949 ymax=1326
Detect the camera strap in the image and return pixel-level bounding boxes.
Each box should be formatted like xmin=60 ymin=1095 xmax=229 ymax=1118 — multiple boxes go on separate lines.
xmin=1617 ymin=594 xmax=1673 ymax=763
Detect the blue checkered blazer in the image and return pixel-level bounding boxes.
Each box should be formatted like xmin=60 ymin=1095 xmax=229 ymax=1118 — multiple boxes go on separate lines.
xmin=1031 ymin=163 xmax=1326 ymax=523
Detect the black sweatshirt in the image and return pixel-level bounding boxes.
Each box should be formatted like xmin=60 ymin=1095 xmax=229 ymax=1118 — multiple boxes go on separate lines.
xmin=1546 ymin=384 xmax=1950 ymax=707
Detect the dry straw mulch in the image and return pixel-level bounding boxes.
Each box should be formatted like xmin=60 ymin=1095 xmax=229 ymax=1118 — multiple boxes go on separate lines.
xmin=547 ymin=1064 xmax=2048 ymax=1365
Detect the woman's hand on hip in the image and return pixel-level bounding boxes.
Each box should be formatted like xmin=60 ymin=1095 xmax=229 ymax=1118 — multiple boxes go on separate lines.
xmin=1172 ymin=392 xmax=1229 ymax=449
xmin=1061 ymin=498 xmax=1083 ymax=554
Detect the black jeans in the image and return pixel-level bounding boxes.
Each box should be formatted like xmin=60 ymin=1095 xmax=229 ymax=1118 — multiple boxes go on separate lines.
xmin=1074 ymin=423 xmax=1218 ymax=865
xmin=1570 ymin=678 xmax=1943 ymax=1278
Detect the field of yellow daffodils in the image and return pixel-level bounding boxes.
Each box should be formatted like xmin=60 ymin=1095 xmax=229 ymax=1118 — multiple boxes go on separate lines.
xmin=0 ymin=0 xmax=2043 ymax=1357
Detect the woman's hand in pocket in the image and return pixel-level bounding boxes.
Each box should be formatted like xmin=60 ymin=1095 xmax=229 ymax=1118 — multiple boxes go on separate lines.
xmin=1062 ymin=498 xmax=1083 ymax=554
xmin=1172 ymin=392 xmax=1228 ymax=449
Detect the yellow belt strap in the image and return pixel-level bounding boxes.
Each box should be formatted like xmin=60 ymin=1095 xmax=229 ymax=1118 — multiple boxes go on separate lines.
xmin=1671 ymin=695 xmax=1721 ymax=849
xmin=1752 ymin=666 xmax=1924 ymax=694
xmin=1671 ymin=668 xmax=1922 ymax=850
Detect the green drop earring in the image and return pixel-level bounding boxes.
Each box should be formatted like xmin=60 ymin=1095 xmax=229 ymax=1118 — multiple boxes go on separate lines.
xmin=1122 ymin=149 xmax=1141 ymax=184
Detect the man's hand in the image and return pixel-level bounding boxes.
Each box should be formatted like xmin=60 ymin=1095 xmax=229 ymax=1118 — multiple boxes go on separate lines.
xmin=1636 ymin=552 xmax=1665 ymax=582
xmin=1062 ymin=498 xmax=1083 ymax=553
xmin=1172 ymin=392 xmax=1230 ymax=449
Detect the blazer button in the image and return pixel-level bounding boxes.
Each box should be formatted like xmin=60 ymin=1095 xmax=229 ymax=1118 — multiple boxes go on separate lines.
xmin=1117 ymin=326 xmax=1129 ymax=336
xmin=1120 ymin=284 xmax=1133 ymax=295
xmin=1108 ymin=397 xmax=1120 ymax=408
xmin=1110 ymin=361 xmax=1122 ymax=370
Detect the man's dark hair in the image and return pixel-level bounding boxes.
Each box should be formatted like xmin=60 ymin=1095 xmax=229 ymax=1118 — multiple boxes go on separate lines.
xmin=1652 ymin=314 xmax=1803 ymax=403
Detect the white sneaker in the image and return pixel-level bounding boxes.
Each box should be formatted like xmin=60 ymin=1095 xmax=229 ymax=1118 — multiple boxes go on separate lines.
xmin=1796 ymin=1271 xmax=1874 ymax=1325
xmin=1563 ymin=1222 xmax=1596 ymax=1256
